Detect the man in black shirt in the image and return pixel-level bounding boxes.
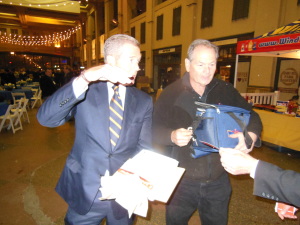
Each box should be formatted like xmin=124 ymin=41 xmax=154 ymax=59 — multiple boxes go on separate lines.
xmin=39 ymin=68 xmax=57 ymax=99
xmin=153 ymin=39 xmax=262 ymax=225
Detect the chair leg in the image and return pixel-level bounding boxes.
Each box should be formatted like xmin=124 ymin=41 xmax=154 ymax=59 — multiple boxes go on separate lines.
xmin=25 ymin=111 xmax=30 ymax=123
xmin=31 ymin=100 xmax=36 ymax=109
xmin=15 ymin=111 xmax=23 ymax=126
xmin=13 ymin=116 xmax=23 ymax=132
xmin=0 ymin=119 xmax=6 ymax=132
xmin=9 ymin=118 xmax=15 ymax=134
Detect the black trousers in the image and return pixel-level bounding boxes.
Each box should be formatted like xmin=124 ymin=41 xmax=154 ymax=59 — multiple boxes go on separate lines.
xmin=166 ymin=172 xmax=232 ymax=225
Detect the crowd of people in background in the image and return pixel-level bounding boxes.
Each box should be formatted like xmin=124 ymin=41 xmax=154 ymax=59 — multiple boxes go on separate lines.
xmin=0 ymin=66 xmax=80 ymax=87
xmin=0 ymin=66 xmax=81 ymax=99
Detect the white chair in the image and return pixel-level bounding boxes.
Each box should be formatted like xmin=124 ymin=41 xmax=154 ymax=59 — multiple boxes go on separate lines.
xmin=31 ymin=89 xmax=42 ymax=109
xmin=11 ymin=98 xmax=30 ymax=123
xmin=11 ymin=92 xmax=26 ymax=105
xmin=31 ymin=88 xmax=38 ymax=95
xmin=0 ymin=104 xmax=23 ymax=134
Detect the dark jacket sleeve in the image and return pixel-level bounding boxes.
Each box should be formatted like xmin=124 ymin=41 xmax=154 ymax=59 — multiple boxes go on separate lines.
xmin=253 ymin=160 xmax=300 ymax=207
xmin=152 ymin=88 xmax=176 ymax=147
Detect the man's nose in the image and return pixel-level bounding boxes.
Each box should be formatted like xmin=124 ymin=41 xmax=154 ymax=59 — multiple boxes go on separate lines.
xmin=203 ymin=65 xmax=210 ymax=73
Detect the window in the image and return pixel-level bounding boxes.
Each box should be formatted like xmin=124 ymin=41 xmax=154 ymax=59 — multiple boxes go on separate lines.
xmin=140 ymin=22 xmax=146 ymax=44
xmin=172 ymin=6 xmax=181 ymax=36
xmin=157 ymin=15 xmax=163 ymax=40
xmin=22 ymin=30 xmax=29 ymax=36
xmin=131 ymin=26 xmax=136 ymax=38
xmin=137 ymin=0 xmax=146 ymax=15
xmin=110 ymin=0 xmax=119 ymax=30
xmin=232 ymin=0 xmax=250 ymax=21
xmin=201 ymin=0 xmax=214 ymax=28
xmin=131 ymin=0 xmax=146 ymax=18
xmin=11 ymin=29 xmax=18 ymax=36
xmin=157 ymin=0 xmax=167 ymax=5
xmin=0 ymin=28 xmax=6 ymax=35
xmin=137 ymin=51 xmax=145 ymax=76
xmin=219 ymin=45 xmax=236 ymax=59
xmin=82 ymin=22 xmax=86 ymax=43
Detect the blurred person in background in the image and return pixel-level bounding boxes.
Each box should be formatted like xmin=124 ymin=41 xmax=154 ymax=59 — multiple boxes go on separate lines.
xmin=39 ymin=68 xmax=57 ymax=99
xmin=63 ymin=65 xmax=77 ymax=85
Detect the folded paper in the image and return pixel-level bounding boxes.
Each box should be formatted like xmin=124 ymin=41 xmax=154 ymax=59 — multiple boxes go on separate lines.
xmin=99 ymin=149 xmax=185 ymax=217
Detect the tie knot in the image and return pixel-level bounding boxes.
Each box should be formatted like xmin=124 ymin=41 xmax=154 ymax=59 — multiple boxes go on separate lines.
xmin=112 ymin=85 xmax=119 ymax=91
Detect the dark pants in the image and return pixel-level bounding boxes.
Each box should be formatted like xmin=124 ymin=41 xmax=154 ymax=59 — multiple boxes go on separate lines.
xmin=166 ymin=172 xmax=232 ymax=225
xmin=64 ymin=191 xmax=135 ymax=225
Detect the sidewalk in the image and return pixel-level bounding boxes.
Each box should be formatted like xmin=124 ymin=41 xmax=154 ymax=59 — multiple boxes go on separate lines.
xmin=0 ymin=107 xmax=299 ymax=225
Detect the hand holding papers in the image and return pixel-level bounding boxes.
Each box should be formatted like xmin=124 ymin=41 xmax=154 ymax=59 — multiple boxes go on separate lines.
xmin=99 ymin=150 xmax=185 ymax=217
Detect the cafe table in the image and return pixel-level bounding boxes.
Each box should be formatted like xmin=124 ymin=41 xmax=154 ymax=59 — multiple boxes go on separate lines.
xmin=0 ymin=89 xmax=33 ymax=101
xmin=16 ymin=84 xmax=39 ymax=88
xmin=254 ymin=109 xmax=300 ymax=151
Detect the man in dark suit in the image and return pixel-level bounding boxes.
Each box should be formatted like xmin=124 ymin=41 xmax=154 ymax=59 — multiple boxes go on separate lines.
xmin=219 ymin=148 xmax=299 ymax=220
xmin=37 ymin=34 xmax=153 ymax=225
xmin=39 ymin=68 xmax=57 ymax=99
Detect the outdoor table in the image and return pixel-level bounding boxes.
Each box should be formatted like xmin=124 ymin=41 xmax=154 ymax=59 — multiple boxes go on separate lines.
xmin=0 ymin=89 xmax=33 ymax=101
xmin=254 ymin=109 xmax=300 ymax=151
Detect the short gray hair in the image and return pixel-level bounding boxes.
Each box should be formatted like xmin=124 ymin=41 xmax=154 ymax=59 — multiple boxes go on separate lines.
xmin=187 ymin=39 xmax=219 ymax=61
xmin=104 ymin=34 xmax=140 ymax=63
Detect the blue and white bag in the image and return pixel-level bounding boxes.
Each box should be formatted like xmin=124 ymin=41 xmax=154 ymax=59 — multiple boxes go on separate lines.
xmin=191 ymin=102 xmax=252 ymax=158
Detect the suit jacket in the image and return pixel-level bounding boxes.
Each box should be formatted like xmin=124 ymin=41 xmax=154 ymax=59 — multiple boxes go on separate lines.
xmin=37 ymin=80 xmax=153 ymax=215
xmin=254 ymin=161 xmax=300 ymax=207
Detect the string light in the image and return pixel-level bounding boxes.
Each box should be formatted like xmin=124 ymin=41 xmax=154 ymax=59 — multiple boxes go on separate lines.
xmin=0 ymin=0 xmax=81 ymax=7
xmin=23 ymin=55 xmax=42 ymax=68
xmin=0 ymin=25 xmax=81 ymax=46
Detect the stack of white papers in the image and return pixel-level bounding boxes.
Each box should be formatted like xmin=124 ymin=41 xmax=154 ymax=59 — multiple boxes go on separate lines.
xmin=99 ymin=149 xmax=185 ymax=217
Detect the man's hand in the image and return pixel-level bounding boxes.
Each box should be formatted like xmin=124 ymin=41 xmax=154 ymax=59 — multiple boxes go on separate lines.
xmin=171 ymin=128 xmax=193 ymax=147
xmin=229 ymin=131 xmax=257 ymax=153
xmin=276 ymin=202 xmax=298 ymax=220
xmin=219 ymin=148 xmax=258 ymax=175
xmin=81 ymin=64 xmax=134 ymax=85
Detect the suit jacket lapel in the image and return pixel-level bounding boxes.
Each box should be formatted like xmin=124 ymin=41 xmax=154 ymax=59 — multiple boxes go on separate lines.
xmin=92 ymin=82 xmax=111 ymax=153
xmin=115 ymin=87 xmax=136 ymax=150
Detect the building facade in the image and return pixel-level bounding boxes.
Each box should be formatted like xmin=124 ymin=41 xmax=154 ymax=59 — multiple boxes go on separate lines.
xmin=1 ymin=0 xmax=299 ymax=99
xmin=79 ymin=0 xmax=299 ymax=98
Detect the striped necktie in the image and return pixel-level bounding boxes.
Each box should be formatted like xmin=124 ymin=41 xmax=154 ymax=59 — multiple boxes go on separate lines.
xmin=109 ymin=85 xmax=124 ymax=150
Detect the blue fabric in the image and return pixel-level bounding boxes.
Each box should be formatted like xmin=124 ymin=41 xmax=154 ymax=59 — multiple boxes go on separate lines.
xmin=0 ymin=90 xmax=33 ymax=101
xmin=12 ymin=89 xmax=34 ymax=99
xmin=0 ymin=103 xmax=9 ymax=116
xmin=192 ymin=104 xmax=250 ymax=158
xmin=37 ymin=81 xmax=153 ymax=217
xmin=64 ymin=190 xmax=135 ymax=225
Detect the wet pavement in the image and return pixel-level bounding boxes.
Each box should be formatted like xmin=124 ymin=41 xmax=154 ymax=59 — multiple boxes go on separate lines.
xmin=0 ymin=106 xmax=299 ymax=225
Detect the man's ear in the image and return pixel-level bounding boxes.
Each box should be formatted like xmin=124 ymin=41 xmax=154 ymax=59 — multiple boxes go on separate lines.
xmin=185 ymin=58 xmax=190 ymax=72
xmin=106 ymin=55 xmax=116 ymax=66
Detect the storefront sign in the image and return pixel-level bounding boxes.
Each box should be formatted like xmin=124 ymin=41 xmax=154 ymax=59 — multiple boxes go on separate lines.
xmin=237 ymin=33 xmax=300 ymax=54
xmin=235 ymin=62 xmax=250 ymax=93
xmin=280 ymin=68 xmax=298 ymax=86
xmin=278 ymin=60 xmax=300 ymax=100
xmin=158 ymin=48 xmax=175 ymax=54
